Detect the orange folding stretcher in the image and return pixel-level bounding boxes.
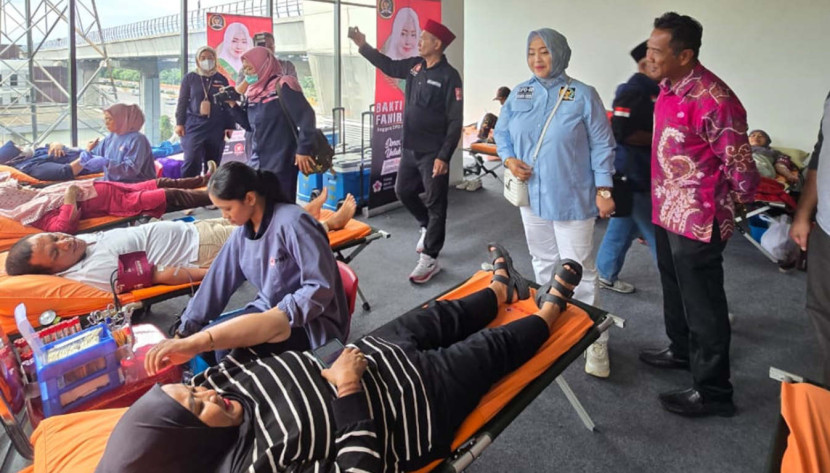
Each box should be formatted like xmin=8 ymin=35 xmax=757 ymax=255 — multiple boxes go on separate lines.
xmin=4 ymin=270 xmax=616 ymax=473
xmin=766 ymin=367 xmax=830 ymax=473
xmin=0 ymin=164 xmax=103 ymax=187
xmin=463 ymin=142 xmax=503 ymax=183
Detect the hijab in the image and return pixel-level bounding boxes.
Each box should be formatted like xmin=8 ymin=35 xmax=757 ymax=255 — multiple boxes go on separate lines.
xmin=381 ymin=7 xmax=421 ymax=60
xmin=219 ymin=22 xmax=252 ymax=73
xmin=242 ymin=46 xmax=303 ymax=103
xmin=195 ymin=46 xmax=218 ymax=77
xmin=104 ymin=104 xmax=145 ymax=135
xmin=527 ymin=28 xmax=571 ymax=87
xmin=95 ymin=384 xmax=243 ymax=473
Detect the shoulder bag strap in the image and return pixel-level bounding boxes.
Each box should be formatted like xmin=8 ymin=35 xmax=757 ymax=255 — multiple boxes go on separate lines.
xmin=530 ymin=78 xmax=571 ymax=166
xmin=270 ymin=75 xmax=300 ymax=142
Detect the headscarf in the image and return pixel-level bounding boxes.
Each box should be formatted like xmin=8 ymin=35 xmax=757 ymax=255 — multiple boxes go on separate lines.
xmin=195 ymin=45 xmax=218 ymax=77
xmin=242 ymin=46 xmax=303 ymax=103
xmin=0 ymin=176 xmax=97 ymax=225
xmin=381 ymin=7 xmax=421 ymax=60
xmin=749 ymin=129 xmax=772 ymax=147
xmin=104 ymin=104 xmax=145 ymax=135
xmin=218 ymin=22 xmax=252 ymax=74
xmin=95 ymin=384 xmax=242 ymax=473
xmin=527 ymin=28 xmax=571 ymax=86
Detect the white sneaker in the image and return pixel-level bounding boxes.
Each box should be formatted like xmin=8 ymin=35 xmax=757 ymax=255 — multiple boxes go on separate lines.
xmin=585 ymin=341 xmax=610 ymax=378
xmin=455 ymin=180 xmax=470 ymax=190
xmin=465 ymin=178 xmax=482 ymax=191
xmin=598 ymin=277 xmax=635 ymax=294
xmin=409 ymin=254 xmax=440 ymax=284
xmin=415 ymin=227 xmax=427 ymax=253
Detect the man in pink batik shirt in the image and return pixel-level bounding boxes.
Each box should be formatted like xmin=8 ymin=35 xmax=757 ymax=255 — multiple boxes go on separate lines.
xmin=638 ymin=12 xmax=759 ymax=419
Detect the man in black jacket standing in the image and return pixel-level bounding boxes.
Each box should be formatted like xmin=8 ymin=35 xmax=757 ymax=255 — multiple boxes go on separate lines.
xmin=349 ymin=19 xmax=462 ymax=284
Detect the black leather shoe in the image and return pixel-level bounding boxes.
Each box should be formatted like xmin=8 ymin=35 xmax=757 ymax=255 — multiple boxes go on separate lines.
xmin=659 ymin=388 xmax=736 ymax=417
xmin=638 ymin=347 xmax=690 ymax=370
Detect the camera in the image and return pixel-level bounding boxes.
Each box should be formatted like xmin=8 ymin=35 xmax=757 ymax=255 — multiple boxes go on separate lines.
xmin=254 ymin=32 xmax=268 ymax=47
xmin=213 ymin=85 xmax=241 ymax=104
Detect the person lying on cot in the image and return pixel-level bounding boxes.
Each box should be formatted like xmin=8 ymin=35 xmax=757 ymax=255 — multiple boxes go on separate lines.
xmin=49 ymin=104 xmax=157 ymax=183
xmin=0 ymin=140 xmax=105 ymax=182
xmin=0 ymin=167 xmax=214 ymax=234
xmin=4 ymin=179 xmax=357 ymax=294
xmin=95 ymin=244 xmax=583 ymax=473
xmin=749 ymin=129 xmax=801 ymax=187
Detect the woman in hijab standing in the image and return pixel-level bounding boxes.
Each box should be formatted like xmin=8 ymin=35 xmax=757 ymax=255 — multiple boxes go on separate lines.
xmin=91 ymin=103 xmax=157 ymax=183
xmin=224 ymin=46 xmax=317 ymax=200
xmin=494 ymin=28 xmax=616 ymax=378
xmin=175 ymin=46 xmax=236 ymax=178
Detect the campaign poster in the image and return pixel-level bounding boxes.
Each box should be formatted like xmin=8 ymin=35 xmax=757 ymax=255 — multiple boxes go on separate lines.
xmin=368 ymin=0 xmax=441 ymax=211
xmin=206 ymin=13 xmax=272 ymax=86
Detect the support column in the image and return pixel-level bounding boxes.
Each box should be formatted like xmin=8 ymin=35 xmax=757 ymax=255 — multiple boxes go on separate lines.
xmin=441 ymin=0 xmax=464 ymax=185
xmin=80 ymin=61 xmax=104 ymax=107
xmin=139 ymin=60 xmax=161 ymax=145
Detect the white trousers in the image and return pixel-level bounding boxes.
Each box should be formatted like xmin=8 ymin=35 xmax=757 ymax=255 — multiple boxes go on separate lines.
xmin=519 ymin=207 xmax=607 ymax=342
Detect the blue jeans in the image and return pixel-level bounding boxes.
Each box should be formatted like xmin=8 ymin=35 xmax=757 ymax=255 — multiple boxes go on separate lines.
xmin=596 ymin=191 xmax=657 ymax=282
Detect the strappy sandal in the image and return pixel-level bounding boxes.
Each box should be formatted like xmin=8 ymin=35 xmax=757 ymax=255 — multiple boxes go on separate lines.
xmin=535 ymin=259 xmax=583 ymax=312
xmin=487 ymin=242 xmax=530 ymax=302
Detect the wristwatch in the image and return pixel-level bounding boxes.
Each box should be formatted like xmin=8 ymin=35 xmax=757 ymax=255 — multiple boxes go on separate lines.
xmin=596 ymin=187 xmax=612 ymax=199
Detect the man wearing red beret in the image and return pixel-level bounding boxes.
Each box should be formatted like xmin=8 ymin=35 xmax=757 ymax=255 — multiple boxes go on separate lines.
xmin=349 ymin=19 xmax=462 ymax=284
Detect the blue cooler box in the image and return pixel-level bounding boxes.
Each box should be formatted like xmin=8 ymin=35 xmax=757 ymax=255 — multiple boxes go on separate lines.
xmin=36 ymin=323 xmax=123 ymax=417
xmin=297 ymin=172 xmax=325 ymax=203
xmin=323 ymin=157 xmax=370 ymax=210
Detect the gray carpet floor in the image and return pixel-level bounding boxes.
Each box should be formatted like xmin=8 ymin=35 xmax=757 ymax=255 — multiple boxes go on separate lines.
xmin=7 ymin=163 xmax=818 ymax=472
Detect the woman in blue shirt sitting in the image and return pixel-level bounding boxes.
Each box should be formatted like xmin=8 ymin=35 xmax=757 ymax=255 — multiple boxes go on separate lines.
xmin=224 ymin=46 xmax=317 ymax=200
xmin=494 ymin=28 xmax=616 ymax=378
xmin=175 ymin=46 xmax=236 ymax=178
xmin=174 ymin=161 xmax=350 ymax=359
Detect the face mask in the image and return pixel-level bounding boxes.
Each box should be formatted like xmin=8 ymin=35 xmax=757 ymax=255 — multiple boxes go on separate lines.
xmin=199 ymin=59 xmax=215 ymax=70
xmin=245 ymin=74 xmax=259 ymax=84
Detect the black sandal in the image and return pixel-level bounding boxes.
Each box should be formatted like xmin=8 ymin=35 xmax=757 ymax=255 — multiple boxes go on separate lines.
xmin=535 ymin=259 xmax=583 ymax=312
xmin=487 ymin=242 xmax=530 ymax=302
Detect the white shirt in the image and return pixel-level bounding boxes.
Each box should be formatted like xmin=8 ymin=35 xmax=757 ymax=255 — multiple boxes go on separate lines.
xmin=816 ymin=95 xmax=830 ymax=234
xmin=60 ymin=221 xmax=200 ymax=292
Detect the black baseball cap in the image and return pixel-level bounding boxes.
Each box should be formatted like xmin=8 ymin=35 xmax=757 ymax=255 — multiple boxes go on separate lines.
xmin=493 ymin=86 xmax=511 ymax=101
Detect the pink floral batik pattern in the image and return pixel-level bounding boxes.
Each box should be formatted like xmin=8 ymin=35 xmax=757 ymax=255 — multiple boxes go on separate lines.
xmin=651 ymin=64 xmax=760 ymax=243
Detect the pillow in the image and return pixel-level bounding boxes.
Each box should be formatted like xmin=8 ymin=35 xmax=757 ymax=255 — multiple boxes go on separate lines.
xmin=29 ymin=408 xmax=126 ymax=473
xmin=772 ymin=146 xmax=810 ymax=169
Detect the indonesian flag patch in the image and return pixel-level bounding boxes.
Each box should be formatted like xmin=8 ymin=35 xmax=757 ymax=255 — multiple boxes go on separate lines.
xmin=455 ymin=87 xmax=462 ymax=101
xmin=613 ymin=107 xmax=631 ymax=117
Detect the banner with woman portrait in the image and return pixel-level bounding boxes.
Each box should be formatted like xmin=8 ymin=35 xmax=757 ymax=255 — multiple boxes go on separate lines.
xmin=368 ymin=0 xmax=441 ymax=211
xmin=205 ymin=13 xmax=272 ymax=86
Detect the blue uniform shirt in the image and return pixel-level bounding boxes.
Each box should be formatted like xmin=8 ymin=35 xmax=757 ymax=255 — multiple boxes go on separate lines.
xmin=495 ymin=74 xmax=615 ymax=221
xmin=91 ymin=131 xmax=157 ymax=183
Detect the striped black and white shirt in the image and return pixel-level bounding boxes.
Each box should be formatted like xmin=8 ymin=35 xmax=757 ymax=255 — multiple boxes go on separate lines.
xmin=193 ymin=335 xmax=433 ymax=472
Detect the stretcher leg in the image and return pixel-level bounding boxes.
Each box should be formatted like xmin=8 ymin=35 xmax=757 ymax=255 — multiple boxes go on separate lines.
xmin=357 ymin=286 xmax=371 ymax=312
xmin=556 ymin=376 xmax=596 ymax=431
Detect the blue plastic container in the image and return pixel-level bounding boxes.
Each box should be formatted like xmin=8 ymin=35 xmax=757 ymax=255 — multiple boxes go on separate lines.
xmin=748 ymin=215 xmax=769 ymax=242
xmin=297 ymin=172 xmax=325 ymax=203
xmin=323 ymin=158 xmax=370 ymax=210
xmin=35 ymin=323 xmax=122 ymax=417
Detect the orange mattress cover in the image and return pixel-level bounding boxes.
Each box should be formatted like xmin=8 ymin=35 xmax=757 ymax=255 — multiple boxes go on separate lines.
xmin=469 ymin=142 xmax=498 ymax=156
xmin=0 ymin=215 xmax=132 ymax=252
xmin=781 ymin=382 xmax=830 ymax=473
xmin=320 ymin=210 xmax=373 ymax=248
xmin=20 ymin=271 xmax=593 ymax=473
xmin=0 ymin=164 xmax=103 ymax=186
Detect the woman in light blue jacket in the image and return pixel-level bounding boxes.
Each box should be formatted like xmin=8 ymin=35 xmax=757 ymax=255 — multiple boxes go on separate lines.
xmin=494 ymin=27 xmax=615 ymax=378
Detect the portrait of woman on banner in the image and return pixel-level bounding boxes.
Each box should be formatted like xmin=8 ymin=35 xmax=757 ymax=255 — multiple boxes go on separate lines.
xmin=216 ymin=22 xmax=253 ymax=82
xmin=380 ymin=7 xmax=421 ymax=93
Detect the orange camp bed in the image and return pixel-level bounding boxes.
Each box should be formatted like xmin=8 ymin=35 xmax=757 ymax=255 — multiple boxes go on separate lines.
xmin=0 ymin=215 xmax=139 ymax=253
xmin=766 ymin=367 xmax=830 ymax=473
xmin=4 ymin=270 xmax=615 ymax=473
xmin=0 ymin=164 xmax=103 ymax=187
xmin=463 ymin=142 xmax=503 ymax=183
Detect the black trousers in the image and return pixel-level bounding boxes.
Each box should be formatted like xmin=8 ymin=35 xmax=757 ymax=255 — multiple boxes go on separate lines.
xmin=181 ymin=132 xmax=225 ymax=178
xmin=655 ymin=222 xmax=732 ymax=402
xmin=806 ymin=225 xmax=830 ymax=384
xmin=375 ymin=289 xmax=549 ymax=468
xmin=395 ymin=148 xmax=449 ymax=258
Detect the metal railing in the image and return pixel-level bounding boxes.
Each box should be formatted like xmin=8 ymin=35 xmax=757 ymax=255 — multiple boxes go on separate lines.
xmin=41 ymin=0 xmax=302 ymax=49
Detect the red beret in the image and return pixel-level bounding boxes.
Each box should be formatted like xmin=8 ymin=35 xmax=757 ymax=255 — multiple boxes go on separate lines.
xmin=423 ymin=19 xmax=456 ymax=48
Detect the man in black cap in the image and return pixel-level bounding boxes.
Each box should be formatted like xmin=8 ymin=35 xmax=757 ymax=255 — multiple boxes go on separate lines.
xmin=494 ymin=86 xmax=510 ymax=106
xmin=595 ymin=41 xmax=660 ymax=294
xmin=348 ymin=20 xmax=462 ymax=284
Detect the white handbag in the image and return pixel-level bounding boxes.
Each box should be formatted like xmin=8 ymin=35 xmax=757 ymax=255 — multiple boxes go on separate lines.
xmin=503 ymin=80 xmax=571 ymax=207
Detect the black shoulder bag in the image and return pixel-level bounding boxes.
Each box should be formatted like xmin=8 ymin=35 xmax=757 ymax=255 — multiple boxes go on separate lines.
xmin=270 ymin=76 xmax=335 ymax=174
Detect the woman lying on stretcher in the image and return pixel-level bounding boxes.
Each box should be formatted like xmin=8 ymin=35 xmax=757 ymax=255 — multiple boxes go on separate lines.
xmin=95 ymin=244 xmax=583 ymax=473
